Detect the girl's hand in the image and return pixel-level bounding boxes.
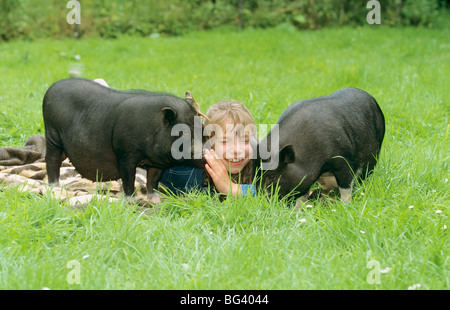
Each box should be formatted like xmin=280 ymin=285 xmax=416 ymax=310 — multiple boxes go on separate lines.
xmin=204 ymin=149 xmax=240 ymax=196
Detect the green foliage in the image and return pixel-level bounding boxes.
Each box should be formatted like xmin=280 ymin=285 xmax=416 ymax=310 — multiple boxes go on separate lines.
xmin=401 ymin=0 xmax=440 ymax=26
xmin=0 ymin=27 xmax=448 ymax=289
xmin=0 ymin=0 xmax=448 ymax=41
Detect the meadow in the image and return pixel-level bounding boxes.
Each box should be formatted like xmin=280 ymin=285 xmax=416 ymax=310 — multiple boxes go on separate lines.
xmin=0 ymin=25 xmax=448 ymax=290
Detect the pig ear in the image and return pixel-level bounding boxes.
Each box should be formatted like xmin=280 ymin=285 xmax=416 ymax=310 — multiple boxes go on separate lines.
xmin=185 ymin=91 xmax=201 ymax=112
xmin=185 ymin=91 xmax=194 ymax=105
xmin=279 ymin=145 xmax=295 ymax=165
xmin=162 ymin=107 xmax=178 ymax=126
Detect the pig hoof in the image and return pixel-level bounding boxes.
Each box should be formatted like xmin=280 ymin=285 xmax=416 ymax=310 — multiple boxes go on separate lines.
xmin=147 ymin=193 xmax=161 ymax=205
xmin=123 ymin=195 xmax=160 ymax=209
xmin=339 ymin=187 xmax=352 ymax=203
xmin=123 ymin=195 xmax=135 ymax=202
xmin=295 ymin=199 xmax=306 ymax=209
xmin=148 ymin=197 xmax=161 ymax=205
xmin=48 ymin=181 xmax=60 ymax=187
xmin=135 ymin=199 xmax=154 ymax=208
xmin=123 ymin=196 xmax=151 ymax=209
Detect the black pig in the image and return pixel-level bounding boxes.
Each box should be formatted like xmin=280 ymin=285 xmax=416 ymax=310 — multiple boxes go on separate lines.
xmin=43 ymin=78 xmax=203 ymax=203
xmin=257 ymin=88 xmax=385 ymax=203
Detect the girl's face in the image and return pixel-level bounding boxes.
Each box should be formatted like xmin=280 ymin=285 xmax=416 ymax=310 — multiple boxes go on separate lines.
xmin=213 ymin=119 xmax=254 ymax=174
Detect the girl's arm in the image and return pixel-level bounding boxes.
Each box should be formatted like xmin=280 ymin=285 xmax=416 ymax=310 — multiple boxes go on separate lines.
xmin=204 ymin=149 xmax=254 ymax=197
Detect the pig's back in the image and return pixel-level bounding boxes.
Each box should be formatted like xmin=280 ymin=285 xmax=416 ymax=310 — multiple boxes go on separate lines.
xmin=277 ymin=88 xmax=385 ymax=161
xmin=279 ymin=88 xmax=383 ymax=137
xmin=43 ymin=79 xmax=127 ymax=126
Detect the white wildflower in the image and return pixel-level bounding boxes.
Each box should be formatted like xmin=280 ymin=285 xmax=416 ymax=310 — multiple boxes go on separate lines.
xmin=380 ymin=267 xmax=391 ymax=274
xmin=181 ymin=264 xmax=190 ymax=271
xmin=408 ymin=283 xmax=421 ymax=290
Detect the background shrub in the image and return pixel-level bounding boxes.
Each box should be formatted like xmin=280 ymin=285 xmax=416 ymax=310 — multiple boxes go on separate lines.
xmin=0 ymin=0 xmax=448 ymax=41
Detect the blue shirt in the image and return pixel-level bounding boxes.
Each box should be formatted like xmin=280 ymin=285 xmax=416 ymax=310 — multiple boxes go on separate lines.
xmin=159 ymin=166 xmax=255 ymax=196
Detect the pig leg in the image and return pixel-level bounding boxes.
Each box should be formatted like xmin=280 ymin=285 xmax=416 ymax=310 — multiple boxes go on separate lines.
xmin=296 ymin=172 xmax=336 ymax=203
xmin=333 ymin=166 xmax=358 ymax=203
xmin=317 ymin=172 xmax=339 ymax=191
xmin=340 ymin=167 xmax=363 ymax=202
xmin=305 ymin=172 xmax=340 ymax=200
xmin=45 ymin=136 xmax=66 ymax=186
xmin=146 ymin=167 xmax=163 ymax=204
xmin=117 ymin=158 xmax=138 ymax=198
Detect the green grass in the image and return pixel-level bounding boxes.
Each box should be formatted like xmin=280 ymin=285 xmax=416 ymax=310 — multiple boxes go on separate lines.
xmin=0 ymin=26 xmax=448 ymax=290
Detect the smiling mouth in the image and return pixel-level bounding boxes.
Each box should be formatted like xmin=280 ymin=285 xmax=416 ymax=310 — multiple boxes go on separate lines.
xmin=227 ymin=159 xmax=245 ymax=166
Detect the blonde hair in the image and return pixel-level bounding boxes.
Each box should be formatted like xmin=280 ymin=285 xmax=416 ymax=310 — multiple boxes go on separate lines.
xmin=204 ymin=100 xmax=257 ymax=186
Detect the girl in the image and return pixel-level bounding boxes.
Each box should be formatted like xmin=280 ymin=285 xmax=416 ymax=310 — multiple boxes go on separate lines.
xmin=160 ymin=100 xmax=257 ymax=197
